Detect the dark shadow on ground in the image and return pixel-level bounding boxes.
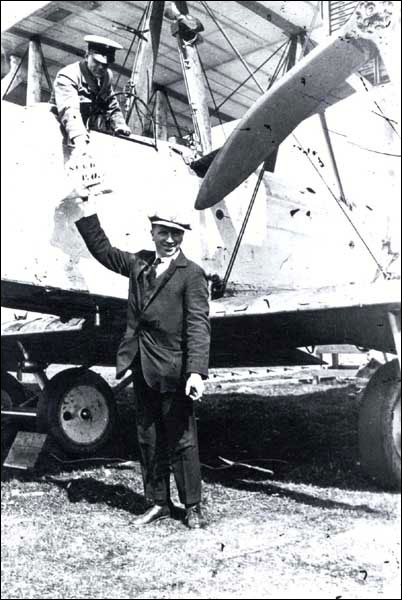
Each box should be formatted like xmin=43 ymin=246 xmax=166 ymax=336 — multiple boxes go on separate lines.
xmin=45 ymin=475 xmax=146 ymax=514
xmin=196 ymin=384 xmax=384 ymax=493
xmin=202 ymin=474 xmax=383 ymax=515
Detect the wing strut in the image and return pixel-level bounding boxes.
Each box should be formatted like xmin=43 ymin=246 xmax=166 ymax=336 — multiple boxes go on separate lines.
xmin=217 ymin=37 xmax=299 ymax=297
xmin=318 ymin=112 xmax=353 ymax=209
xmin=220 ymin=165 xmax=265 ymax=297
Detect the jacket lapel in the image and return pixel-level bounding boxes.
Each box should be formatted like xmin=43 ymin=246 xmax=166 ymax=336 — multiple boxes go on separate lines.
xmin=143 ymin=251 xmax=188 ymax=312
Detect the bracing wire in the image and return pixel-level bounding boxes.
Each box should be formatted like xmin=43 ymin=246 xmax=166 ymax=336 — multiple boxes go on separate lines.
xmin=200 ymin=0 xmax=265 ymax=94
xmin=210 ymin=39 xmax=289 ymax=117
xmin=292 ymin=134 xmax=388 ymax=278
xmin=2 ymin=47 xmax=28 ymax=99
xmin=115 ymin=3 xmax=148 ymax=91
xmin=266 ymin=38 xmax=292 ymax=91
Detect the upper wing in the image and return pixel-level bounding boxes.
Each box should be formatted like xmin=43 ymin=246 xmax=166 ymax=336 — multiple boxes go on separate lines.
xmin=195 ymin=32 xmax=376 ymax=209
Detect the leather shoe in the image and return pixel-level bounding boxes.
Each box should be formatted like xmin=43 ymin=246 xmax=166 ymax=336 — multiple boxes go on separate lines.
xmin=133 ymin=504 xmax=171 ymax=526
xmin=184 ymin=503 xmax=207 ymax=529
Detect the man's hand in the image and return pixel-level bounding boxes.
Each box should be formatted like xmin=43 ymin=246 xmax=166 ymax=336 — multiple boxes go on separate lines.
xmin=77 ymin=193 xmax=98 ymax=217
xmin=186 ymin=373 xmax=204 ymax=401
xmin=114 ymin=125 xmax=131 ymax=137
xmin=71 ymin=133 xmax=90 ymax=154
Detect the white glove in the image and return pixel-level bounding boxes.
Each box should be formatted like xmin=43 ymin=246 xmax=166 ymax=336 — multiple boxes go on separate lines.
xmin=185 ymin=373 xmax=204 ymax=401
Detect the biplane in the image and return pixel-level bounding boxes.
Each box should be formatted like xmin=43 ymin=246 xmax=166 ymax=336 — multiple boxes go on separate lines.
xmin=1 ymin=1 xmax=400 ymax=490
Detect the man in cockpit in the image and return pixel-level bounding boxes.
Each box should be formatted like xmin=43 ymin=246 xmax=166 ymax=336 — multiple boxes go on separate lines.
xmin=50 ymin=35 xmax=131 ymax=154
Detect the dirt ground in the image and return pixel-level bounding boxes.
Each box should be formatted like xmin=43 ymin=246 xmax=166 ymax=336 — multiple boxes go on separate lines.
xmin=1 ymin=367 xmax=401 ymax=599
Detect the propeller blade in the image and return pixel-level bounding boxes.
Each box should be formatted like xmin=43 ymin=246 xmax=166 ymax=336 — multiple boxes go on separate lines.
xmin=195 ymin=19 xmax=382 ymax=210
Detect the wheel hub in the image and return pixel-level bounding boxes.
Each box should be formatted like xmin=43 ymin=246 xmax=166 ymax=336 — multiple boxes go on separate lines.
xmin=79 ymin=408 xmax=92 ymax=421
xmin=59 ymin=385 xmax=109 ymax=444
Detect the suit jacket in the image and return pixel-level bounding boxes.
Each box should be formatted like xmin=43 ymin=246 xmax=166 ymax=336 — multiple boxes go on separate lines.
xmin=76 ymin=214 xmax=211 ymax=392
xmin=49 ymin=60 xmax=127 ymax=142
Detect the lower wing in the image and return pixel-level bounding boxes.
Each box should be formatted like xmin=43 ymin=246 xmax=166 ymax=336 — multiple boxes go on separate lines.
xmin=2 ymin=279 xmax=399 ymax=371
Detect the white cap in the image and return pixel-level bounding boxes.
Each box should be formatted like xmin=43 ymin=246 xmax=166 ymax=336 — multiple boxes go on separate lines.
xmin=148 ymin=210 xmax=191 ymax=231
xmin=84 ymin=35 xmax=123 ymax=64
xmin=148 ymin=216 xmax=191 ymax=232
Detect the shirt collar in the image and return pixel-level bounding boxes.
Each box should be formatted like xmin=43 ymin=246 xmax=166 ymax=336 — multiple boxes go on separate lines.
xmin=155 ymin=249 xmax=180 ymax=264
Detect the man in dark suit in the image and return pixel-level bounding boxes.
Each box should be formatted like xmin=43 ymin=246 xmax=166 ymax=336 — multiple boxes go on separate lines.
xmin=75 ymin=199 xmax=210 ymax=529
xmin=50 ymin=35 xmax=131 ymax=153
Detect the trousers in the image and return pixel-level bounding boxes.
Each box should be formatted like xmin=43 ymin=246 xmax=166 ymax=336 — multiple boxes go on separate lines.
xmin=133 ymin=366 xmax=202 ymax=507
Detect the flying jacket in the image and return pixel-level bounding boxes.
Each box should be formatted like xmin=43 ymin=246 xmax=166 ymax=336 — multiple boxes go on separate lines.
xmin=49 ymin=60 xmax=127 ymax=143
xmin=75 ymin=214 xmax=211 ymax=392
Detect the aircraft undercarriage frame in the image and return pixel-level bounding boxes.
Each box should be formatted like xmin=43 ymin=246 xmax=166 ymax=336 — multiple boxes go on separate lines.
xmin=1 ymin=314 xmax=401 ymax=490
xmin=1 ymin=344 xmax=133 ymax=457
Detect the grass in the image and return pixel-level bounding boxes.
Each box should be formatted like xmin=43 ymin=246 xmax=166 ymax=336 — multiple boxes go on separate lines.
xmin=1 ymin=370 xmax=401 ymax=599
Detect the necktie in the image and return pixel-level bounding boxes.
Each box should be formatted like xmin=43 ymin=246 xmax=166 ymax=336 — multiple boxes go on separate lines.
xmin=144 ymin=258 xmax=162 ymax=289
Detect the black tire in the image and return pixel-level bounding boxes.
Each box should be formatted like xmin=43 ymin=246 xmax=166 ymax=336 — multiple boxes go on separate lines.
xmin=37 ymin=368 xmax=116 ymax=456
xmin=358 ymin=358 xmax=401 ymax=491
xmin=1 ymin=371 xmax=26 ymax=409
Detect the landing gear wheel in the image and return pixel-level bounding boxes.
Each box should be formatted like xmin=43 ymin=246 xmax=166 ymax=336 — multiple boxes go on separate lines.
xmin=38 ymin=368 xmax=116 ymax=456
xmin=358 ymin=358 xmax=401 ymax=490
